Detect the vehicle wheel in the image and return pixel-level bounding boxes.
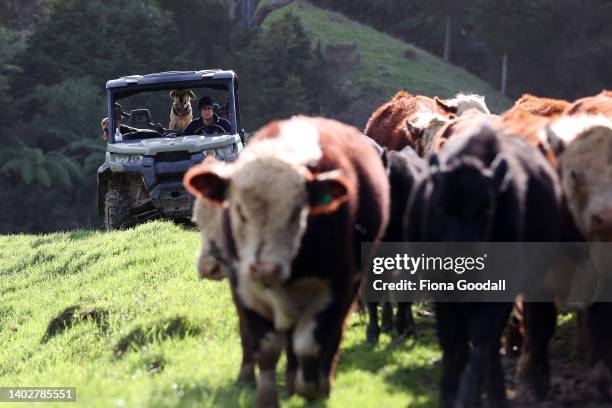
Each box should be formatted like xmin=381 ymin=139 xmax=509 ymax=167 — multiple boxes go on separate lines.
xmin=104 ymin=187 xmax=135 ymax=230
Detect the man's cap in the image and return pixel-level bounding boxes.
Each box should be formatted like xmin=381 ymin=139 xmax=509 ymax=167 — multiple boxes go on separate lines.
xmin=198 ymin=96 xmax=214 ymax=110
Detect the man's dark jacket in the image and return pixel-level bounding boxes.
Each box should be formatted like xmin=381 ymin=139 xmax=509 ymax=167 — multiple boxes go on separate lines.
xmin=181 ymin=114 xmax=232 ymax=135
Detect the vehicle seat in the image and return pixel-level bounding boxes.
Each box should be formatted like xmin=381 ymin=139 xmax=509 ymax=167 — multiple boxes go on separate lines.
xmin=129 ymin=109 xmax=154 ymax=129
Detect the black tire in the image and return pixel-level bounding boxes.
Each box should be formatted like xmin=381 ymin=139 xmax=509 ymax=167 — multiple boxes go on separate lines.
xmin=104 ymin=187 xmax=135 ymax=230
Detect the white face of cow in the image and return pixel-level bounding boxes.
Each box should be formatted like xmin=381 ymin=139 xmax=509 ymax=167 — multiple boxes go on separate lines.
xmin=229 ymin=158 xmax=310 ymax=286
xmin=183 ymin=117 xmax=351 ymax=287
xmin=547 ymin=116 xmax=612 ymax=240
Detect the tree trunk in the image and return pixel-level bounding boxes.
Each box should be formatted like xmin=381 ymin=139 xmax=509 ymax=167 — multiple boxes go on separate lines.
xmin=443 ymin=13 xmax=451 ymax=62
xmin=250 ymin=0 xmax=295 ymax=27
xmin=500 ymin=52 xmax=508 ymax=96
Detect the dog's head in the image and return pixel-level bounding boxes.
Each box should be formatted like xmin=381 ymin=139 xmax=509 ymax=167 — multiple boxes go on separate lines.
xmin=170 ymin=89 xmax=196 ymax=116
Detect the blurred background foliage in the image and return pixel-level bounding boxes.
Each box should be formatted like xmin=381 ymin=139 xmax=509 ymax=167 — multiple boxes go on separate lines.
xmin=0 ymin=0 xmax=610 ymax=233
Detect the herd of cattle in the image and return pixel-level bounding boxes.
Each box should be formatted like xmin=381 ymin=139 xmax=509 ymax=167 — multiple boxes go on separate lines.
xmin=182 ymin=89 xmax=612 ymax=407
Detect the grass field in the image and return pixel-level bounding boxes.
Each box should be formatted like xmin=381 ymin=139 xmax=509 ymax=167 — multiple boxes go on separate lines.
xmin=263 ymin=1 xmax=512 ymax=113
xmin=0 ymin=221 xmax=442 ymax=407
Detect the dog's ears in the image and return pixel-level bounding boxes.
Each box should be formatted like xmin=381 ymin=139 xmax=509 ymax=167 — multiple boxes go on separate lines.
xmin=170 ymin=90 xmax=196 ymax=100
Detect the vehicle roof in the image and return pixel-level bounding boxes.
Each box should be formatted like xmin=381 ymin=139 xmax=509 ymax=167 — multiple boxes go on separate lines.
xmin=106 ymin=69 xmax=236 ymax=89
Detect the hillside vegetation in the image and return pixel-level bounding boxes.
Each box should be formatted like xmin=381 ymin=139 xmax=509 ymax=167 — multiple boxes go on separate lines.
xmin=0 ymin=221 xmax=441 ymax=407
xmin=264 ymin=1 xmax=512 ymax=113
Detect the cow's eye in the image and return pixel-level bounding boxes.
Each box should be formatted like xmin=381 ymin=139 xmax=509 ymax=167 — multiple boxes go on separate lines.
xmin=235 ymin=204 xmax=247 ymax=223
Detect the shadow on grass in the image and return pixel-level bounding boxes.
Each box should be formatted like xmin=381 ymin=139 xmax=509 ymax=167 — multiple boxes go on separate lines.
xmin=175 ymin=380 xmax=333 ymax=408
xmin=114 ymin=315 xmax=202 ymax=357
xmin=42 ymin=305 xmax=110 ymax=343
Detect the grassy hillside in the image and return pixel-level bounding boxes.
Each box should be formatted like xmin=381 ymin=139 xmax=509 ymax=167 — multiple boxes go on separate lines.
xmin=263 ymin=1 xmax=512 ymax=113
xmin=0 ymin=221 xmax=441 ymax=407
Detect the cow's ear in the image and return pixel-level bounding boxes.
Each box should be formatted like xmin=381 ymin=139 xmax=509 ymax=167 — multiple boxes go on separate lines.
xmin=435 ymin=96 xmax=458 ymax=114
xmin=170 ymin=90 xmax=177 ymax=98
xmin=544 ymin=125 xmax=566 ymax=156
xmin=307 ymin=170 xmax=351 ymax=215
xmin=184 ymin=159 xmax=231 ymax=205
xmin=406 ymin=118 xmax=424 ymax=140
xmin=188 ymin=90 xmax=196 ymax=100
xmin=490 ymin=154 xmax=512 ymax=192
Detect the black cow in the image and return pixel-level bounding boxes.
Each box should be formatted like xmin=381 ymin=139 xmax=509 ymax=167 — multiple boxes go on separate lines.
xmin=404 ymin=120 xmax=563 ymax=407
xmin=362 ymin=141 xmax=427 ymax=344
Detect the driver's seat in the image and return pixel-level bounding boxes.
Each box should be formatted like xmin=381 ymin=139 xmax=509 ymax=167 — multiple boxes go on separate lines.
xmin=129 ymin=109 xmax=154 ymax=129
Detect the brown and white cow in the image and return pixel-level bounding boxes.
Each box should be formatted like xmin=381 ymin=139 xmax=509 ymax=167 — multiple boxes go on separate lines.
xmin=564 ymin=90 xmax=612 ymax=118
xmin=544 ymin=114 xmax=612 ymax=400
xmin=364 ymin=91 xmax=456 ymax=154
xmin=185 ymin=116 xmax=389 ymax=407
xmin=505 ymin=93 xmax=570 ymax=118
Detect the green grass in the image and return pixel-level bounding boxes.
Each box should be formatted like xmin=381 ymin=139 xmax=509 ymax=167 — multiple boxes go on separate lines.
xmin=263 ymin=1 xmax=512 ymax=113
xmin=0 ymin=221 xmax=441 ymax=407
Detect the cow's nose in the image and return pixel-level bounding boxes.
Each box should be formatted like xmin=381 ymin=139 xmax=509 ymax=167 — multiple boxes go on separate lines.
xmin=198 ymin=258 xmax=224 ymax=280
xmin=249 ymin=262 xmax=283 ymax=286
xmin=591 ymin=208 xmax=612 ymax=230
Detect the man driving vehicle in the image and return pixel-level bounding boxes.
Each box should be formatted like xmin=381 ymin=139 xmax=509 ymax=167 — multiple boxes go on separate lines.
xmin=181 ymin=96 xmax=231 ymax=135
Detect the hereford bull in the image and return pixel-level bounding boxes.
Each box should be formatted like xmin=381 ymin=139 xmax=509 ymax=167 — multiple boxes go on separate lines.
xmin=405 ymin=120 xmax=563 ymax=407
xmin=505 ymin=93 xmax=570 ymax=118
xmin=564 ymin=90 xmax=612 ymax=118
xmin=364 ymin=91 xmax=456 ymax=154
xmin=185 ymin=116 xmax=389 ymax=407
xmin=545 ymin=115 xmax=612 ymax=400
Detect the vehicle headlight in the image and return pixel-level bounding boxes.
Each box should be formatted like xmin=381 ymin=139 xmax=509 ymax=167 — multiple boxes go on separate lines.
xmin=214 ymin=144 xmax=236 ymax=159
xmin=110 ymin=153 xmax=143 ymax=165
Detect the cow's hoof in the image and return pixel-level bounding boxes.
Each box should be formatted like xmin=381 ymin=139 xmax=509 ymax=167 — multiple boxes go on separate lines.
xmin=517 ymin=355 xmax=550 ymax=400
xmin=396 ymin=325 xmax=416 ymax=342
xmin=295 ymin=381 xmax=320 ymax=401
xmin=366 ymin=326 xmax=380 ymax=345
xmin=380 ymin=322 xmax=393 ymax=333
xmin=236 ymin=364 xmax=255 ymax=387
xmin=255 ymin=386 xmax=279 ymax=408
xmin=285 ymin=371 xmax=296 ymax=396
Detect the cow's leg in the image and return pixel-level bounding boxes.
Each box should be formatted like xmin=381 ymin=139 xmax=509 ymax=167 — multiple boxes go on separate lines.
xmin=435 ymin=302 xmax=469 ymax=408
xmin=381 ymin=302 xmax=393 ymax=332
xmin=395 ymin=301 xmax=416 ymax=340
xmin=517 ymin=301 xmax=556 ymax=400
xmin=366 ymin=302 xmax=381 ymax=344
xmin=285 ymin=330 xmax=298 ymax=396
xmin=293 ymin=316 xmax=324 ymax=400
xmin=587 ymin=302 xmax=612 ymax=401
xmin=244 ymin=309 xmax=282 ymax=408
xmin=230 ymin=283 xmax=255 ymax=386
xmin=502 ymin=301 xmax=523 ymax=358
xmin=455 ymin=303 xmax=510 ymax=408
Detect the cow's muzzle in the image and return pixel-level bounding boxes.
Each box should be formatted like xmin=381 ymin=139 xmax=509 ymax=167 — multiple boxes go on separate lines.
xmin=249 ymin=262 xmax=283 ymax=287
xmin=591 ymin=208 xmax=612 ymax=239
xmin=197 ymin=258 xmax=225 ymax=280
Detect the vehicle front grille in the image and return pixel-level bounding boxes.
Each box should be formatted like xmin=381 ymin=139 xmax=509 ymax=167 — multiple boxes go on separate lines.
xmin=157 ymin=172 xmax=185 ymax=184
xmin=156 ymin=150 xmax=192 ymax=162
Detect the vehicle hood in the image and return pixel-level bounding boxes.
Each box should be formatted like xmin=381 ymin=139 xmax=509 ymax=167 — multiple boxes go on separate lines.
xmin=106 ymin=134 xmax=241 ymax=155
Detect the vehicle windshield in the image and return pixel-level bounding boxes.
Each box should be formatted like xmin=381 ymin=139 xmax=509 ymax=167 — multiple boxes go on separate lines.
xmin=110 ymin=84 xmax=233 ymax=142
